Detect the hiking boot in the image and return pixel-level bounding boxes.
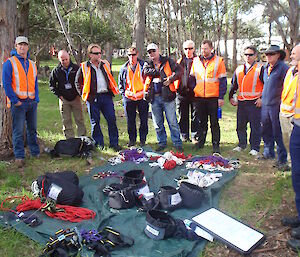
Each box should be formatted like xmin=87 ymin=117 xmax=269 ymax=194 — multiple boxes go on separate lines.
xmin=127 ymin=141 xmax=136 ymax=147
xmin=291 ymin=226 xmax=300 ymax=239
xmin=282 ymin=216 xmax=300 ymax=228
xmin=233 ymin=146 xmax=244 ymax=152
xmin=15 ymin=159 xmax=25 ymax=168
xmin=213 ymin=145 xmax=220 ymax=154
xmin=110 ymin=145 xmax=122 ymax=152
xmin=156 ymin=145 xmax=166 ymax=152
xmin=287 ymin=238 xmax=300 ymax=252
xmin=192 ymin=138 xmax=199 ymax=145
xmin=249 ymin=149 xmax=259 ymax=156
xmin=140 ymin=141 xmax=146 ymax=147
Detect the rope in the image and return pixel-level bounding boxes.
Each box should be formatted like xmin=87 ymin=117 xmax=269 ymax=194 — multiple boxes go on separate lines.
xmin=0 ymin=195 xmax=31 ymax=214
xmin=16 ymin=198 xmax=96 ymax=223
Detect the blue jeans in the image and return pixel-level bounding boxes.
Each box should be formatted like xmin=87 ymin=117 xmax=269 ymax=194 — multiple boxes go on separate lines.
xmin=290 ymin=124 xmax=300 ymax=218
xmin=86 ymin=93 xmax=118 ymax=147
xmin=11 ymin=99 xmax=40 ymax=159
xmin=261 ymin=104 xmax=287 ymax=163
xmin=151 ymin=96 xmax=182 ymax=147
xmin=123 ymin=97 xmax=149 ymax=143
xmin=237 ymin=100 xmax=261 ymax=151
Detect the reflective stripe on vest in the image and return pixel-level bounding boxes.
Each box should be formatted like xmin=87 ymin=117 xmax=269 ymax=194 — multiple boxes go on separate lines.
xmin=126 ymin=62 xmax=144 ymax=100
xmin=280 ymin=66 xmax=298 ymax=115
xmin=191 ymin=55 xmax=224 ymax=98
xmin=9 ymin=56 xmax=36 ymax=99
xmin=236 ymin=63 xmax=263 ymax=101
xmin=293 ymin=61 xmax=300 ymax=123
xmin=81 ymin=60 xmax=119 ymax=101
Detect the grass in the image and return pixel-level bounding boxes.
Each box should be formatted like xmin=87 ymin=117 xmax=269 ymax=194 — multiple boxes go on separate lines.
xmin=0 ymin=57 xmax=295 ymax=256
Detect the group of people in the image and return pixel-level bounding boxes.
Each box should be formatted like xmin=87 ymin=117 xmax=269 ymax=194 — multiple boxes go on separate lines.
xmin=2 ymin=35 xmax=300 ymax=252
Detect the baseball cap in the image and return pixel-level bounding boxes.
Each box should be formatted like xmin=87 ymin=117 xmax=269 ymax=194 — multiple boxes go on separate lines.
xmin=15 ymin=36 xmax=29 ymax=45
xmin=147 ymin=43 xmax=158 ymax=52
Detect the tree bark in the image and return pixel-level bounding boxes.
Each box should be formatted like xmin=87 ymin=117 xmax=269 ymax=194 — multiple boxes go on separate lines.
xmin=133 ymin=0 xmax=147 ymax=57
xmin=232 ymin=8 xmax=238 ymax=71
xmin=17 ymin=0 xmax=30 ymax=36
xmin=0 ymin=0 xmax=17 ymax=159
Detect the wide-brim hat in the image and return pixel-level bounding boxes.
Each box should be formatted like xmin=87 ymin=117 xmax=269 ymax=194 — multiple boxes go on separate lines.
xmin=265 ymin=45 xmax=286 ymax=60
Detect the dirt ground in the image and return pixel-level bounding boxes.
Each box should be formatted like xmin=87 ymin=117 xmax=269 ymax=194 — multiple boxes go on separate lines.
xmin=205 ymin=156 xmax=298 ymax=257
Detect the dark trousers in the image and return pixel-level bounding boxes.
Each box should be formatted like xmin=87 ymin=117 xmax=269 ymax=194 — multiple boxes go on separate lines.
xmin=290 ymin=124 xmax=300 ymax=218
xmin=86 ymin=93 xmax=118 ymax=147
xmin=176 ymin=94 xmax=198 ymax=140
xmin=123 ymin=98 xmax=149 ymax=143
xmin=237 ymin=100 xmax=261 ymax=151
xmin=194 ymin=97 xmax=220 ymax=147
xmin=261 ymin=104 xmax=287 ymax=163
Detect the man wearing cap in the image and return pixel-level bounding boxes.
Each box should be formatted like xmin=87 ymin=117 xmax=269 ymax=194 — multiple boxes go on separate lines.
xmin=75 ymin=43 xmax=121 ymax=151
xmin=176 ymin=40 xmax=198 ymax=143
xmin=260 ymin=45 xmax=289 ymax=169
xmin=190 ymin=39 xmax=227 ymax=153
xmin=229 ymin=46 xmax=263 ymax=156
xmin=118 ymin=46 xmax=148 ymax=147
xmin=2 ymin=36 xmax=40 ymax=168
xmin=279 ymin=45 xmax=300 ymax=164
xmin=49 ymin=50 xmax=86 ymax=139
xmin=143 ymin=43 xmax=183 ymax=152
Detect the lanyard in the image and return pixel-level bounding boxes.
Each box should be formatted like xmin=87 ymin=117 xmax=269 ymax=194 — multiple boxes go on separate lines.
xmin=63 ymin=66 xmax=71 ymax=83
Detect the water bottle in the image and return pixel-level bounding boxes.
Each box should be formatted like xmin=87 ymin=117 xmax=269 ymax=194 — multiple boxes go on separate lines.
xmin=217 ymin=107 xmax=222 ymax=119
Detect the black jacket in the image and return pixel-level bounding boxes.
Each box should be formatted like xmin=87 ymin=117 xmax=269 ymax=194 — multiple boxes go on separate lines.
xmin=75 ymin=60 xmax=114 ymax=102
xmin=143 ymin=55 xmax=183 ymax=102
xmin=177 ymin=56 xmax=196 ymax=98
xmin=49 ymin=62 xmax=80 ymax=101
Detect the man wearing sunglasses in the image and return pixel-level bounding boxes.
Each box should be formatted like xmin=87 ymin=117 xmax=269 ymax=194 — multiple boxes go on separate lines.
xmin=75 ymin=43 xmax=121 ymax=151
xmin=175 ymin=40 xmax=198 ymax=143
xmin=118 ymin=46 xmax=148 ymax=147
xmin=143 ymin=43 xmax=183 ymax=152
xmin=229 ymin=46 xmax=263 ymax=156
xmin=260 ymin=45 xmax=289 ymax=169
xmin=190 ymin=40 xmax=227 ymax=154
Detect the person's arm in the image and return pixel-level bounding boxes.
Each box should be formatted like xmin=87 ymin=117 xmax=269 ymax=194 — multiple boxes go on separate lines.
xmin=143 ymin=61 xmax=159 ymax=77
xmin=49 ymin=68 xmax=60 ymax=97
xmin=168 ymin=57 xmax=183 ymax=82
xmin=34 ymin=75 xmax=39 ymax=103
xmin=218 ymin=58 xmax=227 ymax=100
xmin=2 ymin=60 xmax=20 ymax=105
xmin=229 ymin=71 xmax=238 ymax=99
xmin=75 ymin=66 xmax=84 ymax=96
xmin=118 ymin=66 xmax=126 ymax=96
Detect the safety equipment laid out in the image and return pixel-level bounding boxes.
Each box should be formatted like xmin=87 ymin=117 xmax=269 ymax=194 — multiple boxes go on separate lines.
xmin=80 ymin=226 xmax=134 ymax=257
xmin=144 ymin=210 xmax=201 ymax=241
xmin=191 ymin=55 xmax=226 ymax=97
xmin=149 ymin=151 xmax=191 ymax=170
xmin=7 ymin=56 xmax=37 ymax=107
xmin=108 ymin=148 xmax=148 ymax=165
xmin=157 ymin=186 xmax=182 ymax=211
xmin=235 ymin=63 xmax=263 ymax=101
xmin=39 ymin=228 xmax=82 ymax=257
xmin=81 ymin=60 xmax=119 ymax=101
xmin=178 ymin=181 xmax=207 ymax=209
xmin=281 ymin=66 xmax=298 ymax=115
xmin=49 ymin=137 xmax=95 ymax=158
xmin=35 ymin=171 xmax=84 ymax=206
xmin=177 ymin=170 xmax=223 ymax=188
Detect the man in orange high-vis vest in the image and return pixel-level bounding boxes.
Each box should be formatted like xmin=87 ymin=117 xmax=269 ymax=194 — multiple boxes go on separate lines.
xmin=2 ymin=36 xmax=40 ymax=168
xmin=229 ymin=46 xmax=263 ymax=156
xmin=281 ymin=60 xmax=300 ymax=251
xmin=118 ymin=46 xmax=148 ymax=147
xmin=190 ymin=40 xmax=227 ymax=153
xmin=279 ymin=45 xmax=300 ymax=163
xmin=143 ymin=43 xmax=183 ymax=152
xmin=75 ymin=43 xmax=121 ymax=151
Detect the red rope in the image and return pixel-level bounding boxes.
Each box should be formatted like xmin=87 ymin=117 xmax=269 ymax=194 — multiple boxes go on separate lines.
xmin=16 ymin=198 xmax=96 ymax=223
xmin=0 ymin=195 xmax=30 ymax=214
xmin=170 ymin=151 xmax=192 ymax=160
xmin=163 ymin=160 xmax=177 ymax=170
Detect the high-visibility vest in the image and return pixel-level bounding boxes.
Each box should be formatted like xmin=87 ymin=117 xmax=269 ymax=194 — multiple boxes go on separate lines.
xmin=125 ymin=62 xmax=144 ymax=101
xmin=280 ymin=66 xmax=298 ymax=116
xmin=291 ymin=62 xmax=300 ymax=124
xmin=144 ymin=60 xmax=178 ymax=92
xmin=7 ymin=56 xmax=37 ymax=107
xmin=81 ymin=60 xmax=119 ymax=101
xmin=236 ymin=63 xmax=263 ymax=101
xmin=190 ymin=55 xmax=226 ymax=98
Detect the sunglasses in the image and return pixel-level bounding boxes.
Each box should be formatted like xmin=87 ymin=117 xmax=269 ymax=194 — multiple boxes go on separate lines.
xmin=90 ymin=52 xmax=101 ymax=55
xmin=147 ymin=49 xmax=156 ymax=54
xmin=244 ymin=53 xmax=255 ymax=56
xmin=265 ymin=52 xmax=277 ymax=56
xmin=184 ymin=47 xmax=194 ymax=50
xmin=128 ymin=53 xmax=137 ymax=56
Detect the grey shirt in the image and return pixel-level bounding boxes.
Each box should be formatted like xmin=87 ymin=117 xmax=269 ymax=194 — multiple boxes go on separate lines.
xmin=91 ymin=63 xmax=108 ymax=93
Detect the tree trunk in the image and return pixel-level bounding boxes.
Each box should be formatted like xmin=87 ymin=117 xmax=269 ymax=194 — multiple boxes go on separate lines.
xmin=133 ymin=0 xmax=147 ymax=57
xmin=0 ymin=0 xmax=17 ymax=159
xmin=104 ymin=42 xmax=113 ymax=65
xmin=17 ymin=0 xmax=30 ymax=36
xmin=223 ymin=0 xmax=229 ymax=70
xmin=232 ymin=8 xmax=238 ymax=71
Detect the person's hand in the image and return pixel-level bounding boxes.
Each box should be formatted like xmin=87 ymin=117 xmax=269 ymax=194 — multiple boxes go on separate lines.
xmin=229 ymin=98 xmax=238 ymax=106
xmin=14 ymin=101 xmax=22 ymax=106
xmin=255 ymin=98 xmax=262 ymax=108
xmin=59 ymin=96 xmax=64 ymax=101
xmin=163 ymin=77 xmax=171 ymax=86
xmin=218 ymin=99 xmax=224 ymax=107
xmin=125 ymin=90 xmax=134 ymax=97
